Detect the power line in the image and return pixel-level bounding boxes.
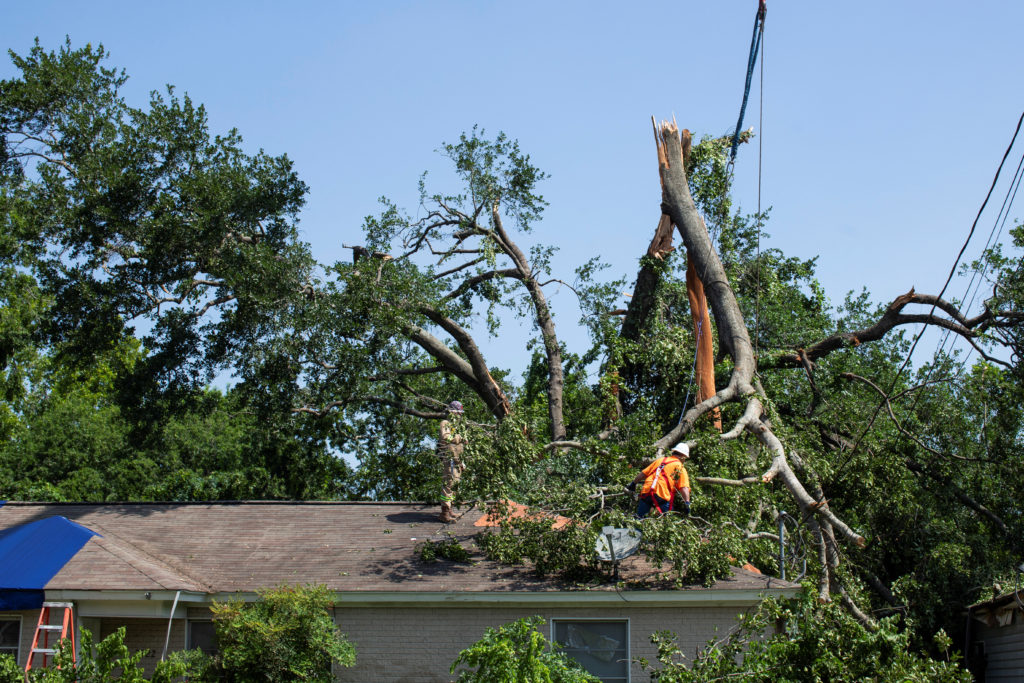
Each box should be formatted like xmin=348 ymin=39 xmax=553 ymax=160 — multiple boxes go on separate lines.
xmin=944 ymin=147 xmax=1024 ymax=370
xmin=754 ymin=8 xmax=765 ymax=360
xmin=829 ymin=108 xmax=1024 ymax=486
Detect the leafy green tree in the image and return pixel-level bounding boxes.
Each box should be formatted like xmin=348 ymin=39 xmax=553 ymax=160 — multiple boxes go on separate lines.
xmin=451 ymin=617 xmax=599 ymax=683
xmin=640 ymin=591 xmax=971 ymax=682
xmin=0 ymin=39 xmax=354 ymax=501
xmin=211 ymin=584 xmax=355 ymax=682
xmin=4 ymin=38 xmax=1024 ymax=670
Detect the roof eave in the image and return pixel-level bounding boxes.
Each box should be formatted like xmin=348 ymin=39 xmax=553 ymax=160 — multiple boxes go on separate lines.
xmin=49 ymin=586 xmax=799 ymax=615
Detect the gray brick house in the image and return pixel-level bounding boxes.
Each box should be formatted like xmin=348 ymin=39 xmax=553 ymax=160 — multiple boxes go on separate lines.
xmin=0 ymin=501 xmax=798 ymax=682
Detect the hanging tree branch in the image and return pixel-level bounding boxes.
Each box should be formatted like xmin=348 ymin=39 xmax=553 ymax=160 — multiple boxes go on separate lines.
xmin=762 ymin=289 xmax=1015 ymax=370
xmin=653 ymin=120 xmax=865 ymax=606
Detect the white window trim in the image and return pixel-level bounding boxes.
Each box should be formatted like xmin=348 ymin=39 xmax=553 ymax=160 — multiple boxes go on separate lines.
xmin=0 ymin=615 xmax=22 ymax=666
xmin=550 ymin=617 xmax=630 ymax=683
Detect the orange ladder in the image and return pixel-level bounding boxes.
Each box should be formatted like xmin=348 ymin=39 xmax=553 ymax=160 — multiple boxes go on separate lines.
xmin=25 ymin=601 xmax=76 ymax=672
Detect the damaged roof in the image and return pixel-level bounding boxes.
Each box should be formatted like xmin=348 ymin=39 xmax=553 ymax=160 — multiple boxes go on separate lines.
xmin=0 ymin=501 xmax=795 ymax=597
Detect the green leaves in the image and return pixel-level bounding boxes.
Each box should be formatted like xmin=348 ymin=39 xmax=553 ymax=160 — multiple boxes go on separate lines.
xmin=211 ymin=584 xmax=356 ymax=682
xmin=451 ymin=617 xmax=599 ymax=683
xmin=642 ymin=591 xmax=972 ymax=682
xmin=441 ymin=127 xmax=548 ymax=232
xmin=2 ymin=38 xmax=312 ymax=389
xmin=0 ymin=626 xmax=209 ymax=682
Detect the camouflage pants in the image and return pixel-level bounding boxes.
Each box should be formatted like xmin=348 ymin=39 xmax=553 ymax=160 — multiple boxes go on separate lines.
xmin=440 ymin=456 xmax=464 ymax=505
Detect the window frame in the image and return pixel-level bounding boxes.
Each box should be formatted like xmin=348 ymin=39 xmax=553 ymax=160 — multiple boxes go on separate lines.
xmin=0 ymin=615 xmax=22 ymax=664
xmin=186 ymin=619 xmax=218 ymax=657
xmin=550 ymin=617 xmax=630 ymax=683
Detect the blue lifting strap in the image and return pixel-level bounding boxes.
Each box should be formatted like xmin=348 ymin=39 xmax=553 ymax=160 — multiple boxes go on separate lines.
xmin=729 ymin=0 xmax=767 ymax=166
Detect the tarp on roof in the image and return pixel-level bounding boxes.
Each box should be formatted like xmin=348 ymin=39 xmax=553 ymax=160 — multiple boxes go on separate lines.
xmin=0 ymin=515 xmax=99 ymax=609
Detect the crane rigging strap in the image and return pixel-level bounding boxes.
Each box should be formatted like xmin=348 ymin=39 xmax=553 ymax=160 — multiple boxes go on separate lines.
xmin=729 ymin=0 xmax=767 ymax=166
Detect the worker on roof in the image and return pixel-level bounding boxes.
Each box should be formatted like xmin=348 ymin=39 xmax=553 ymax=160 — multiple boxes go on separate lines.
xmin=437 ymin=400 xmax=467 ymax=523
xmin=627 ymin=443 xmax=692 ymax=518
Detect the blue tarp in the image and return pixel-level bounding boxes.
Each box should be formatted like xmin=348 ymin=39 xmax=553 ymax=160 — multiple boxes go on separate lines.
xmin=0 ymin=515 xmax=99 ymax=610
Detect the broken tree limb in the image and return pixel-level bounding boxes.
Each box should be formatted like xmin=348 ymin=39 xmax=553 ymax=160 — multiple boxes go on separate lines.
xmin=658 ymin=123 xmax=757 ymax=400
xmin=490 ymin=205 xmax=567 ymax=441
xmin=653 ymin=121 xmax=866 ymax=559
xmin=762 ymin=289 xmax=1016 ymax=370
xmin=695 ymin=475 xmax=762 ymax=487
xmin=687 ymin=256 xmax=722 ymax=431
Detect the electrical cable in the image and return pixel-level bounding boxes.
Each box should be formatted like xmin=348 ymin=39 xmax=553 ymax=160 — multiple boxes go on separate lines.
xmin=931 ymin=147 xmax=1024 ymax=369
xmin=829 ymin=109 xmax=1024 ymax=487
xmin=754 ymin=9 xmax=765 ymax=360
xmin=951 ymin=149 xmax=1024 ymax=371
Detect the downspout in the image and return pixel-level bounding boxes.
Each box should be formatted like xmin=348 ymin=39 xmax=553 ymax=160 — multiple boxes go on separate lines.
xmin=963 ymin=604 xmax=973 ymax=671
xmin=161 ymin=591 xmax=182 ymax=661
xmin=777 ymin=512 xmax=787 ymax=581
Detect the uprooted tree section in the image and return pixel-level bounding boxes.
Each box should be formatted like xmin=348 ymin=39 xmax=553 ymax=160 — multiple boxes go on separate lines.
xmin=5 ymin=42 xmax=1024 ymax=649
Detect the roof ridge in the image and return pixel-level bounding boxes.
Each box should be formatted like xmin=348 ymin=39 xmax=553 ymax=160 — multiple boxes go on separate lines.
xmin=0 ymin=500 xmax=431 ymax=507
xmin=86 ymin=526 xmax=214 ymax=592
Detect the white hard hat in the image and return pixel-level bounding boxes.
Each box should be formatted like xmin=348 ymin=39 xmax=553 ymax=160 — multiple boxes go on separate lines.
xmin=671 ymin=443 xmax=690 ymax=457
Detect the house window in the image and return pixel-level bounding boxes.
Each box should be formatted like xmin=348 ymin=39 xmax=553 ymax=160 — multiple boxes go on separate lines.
xmin=551 ymin=619 xmax=629 ymax=683
xmin=0 ymin=617 xmax=20 ymax=661
xmin=187 ymin=621 xmax=218 ymax=656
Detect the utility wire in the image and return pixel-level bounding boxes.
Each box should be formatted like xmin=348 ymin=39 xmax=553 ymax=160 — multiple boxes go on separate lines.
xmin=946 ymin=148 xmax=1024 ymax=370
xmin=755 ymin=10 xmax=765 ymax=359
xmin=829 ymin=109 xmax=1024 ymax=487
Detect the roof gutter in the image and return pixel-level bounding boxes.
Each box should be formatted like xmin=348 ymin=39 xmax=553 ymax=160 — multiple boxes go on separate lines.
xmin=48 ymin=587 xmax=798 ymax=612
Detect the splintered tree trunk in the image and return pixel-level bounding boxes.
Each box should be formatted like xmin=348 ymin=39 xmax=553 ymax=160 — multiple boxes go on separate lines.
xmin=654 ymin=123 xmax=722 ymax=430
xmin=687 ymin=257 xmax=722 ymax=430
xmin=654 ymin=121 xmax=865 ymax=609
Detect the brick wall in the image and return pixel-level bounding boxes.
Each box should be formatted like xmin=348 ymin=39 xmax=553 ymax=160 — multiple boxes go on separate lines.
xmin=98 ymin=617 xmax=186 ymax=674
xmin=1 ymin=609 xmax=188 ymax=674
xmin=334 ymin=605 xmax=753 ymax=683
xmin=0 ymin=609 xmax=39 ymax=668
xmin=5 ymin=603 xmax=754 ymax=681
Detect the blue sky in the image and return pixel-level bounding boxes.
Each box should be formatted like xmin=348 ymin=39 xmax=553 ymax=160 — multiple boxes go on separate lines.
xmin=4 ymin=1 xmax=1022 ymax=377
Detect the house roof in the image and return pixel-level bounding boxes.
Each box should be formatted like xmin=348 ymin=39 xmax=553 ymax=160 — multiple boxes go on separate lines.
xmin=0 ymin=501 xmax=795 ymax=599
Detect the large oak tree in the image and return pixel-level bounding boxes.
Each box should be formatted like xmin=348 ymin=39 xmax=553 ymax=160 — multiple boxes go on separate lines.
xmin=3 ymin=40 xmax=1023 ymax=650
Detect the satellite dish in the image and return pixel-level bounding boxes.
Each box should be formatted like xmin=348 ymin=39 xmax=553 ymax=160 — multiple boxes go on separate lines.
xmin=595 ymin=526 xmax=642 ymax=561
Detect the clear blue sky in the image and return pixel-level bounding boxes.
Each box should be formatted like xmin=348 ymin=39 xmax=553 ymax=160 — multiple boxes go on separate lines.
xmin=4 ymin=1 xmax=1022 ymax=377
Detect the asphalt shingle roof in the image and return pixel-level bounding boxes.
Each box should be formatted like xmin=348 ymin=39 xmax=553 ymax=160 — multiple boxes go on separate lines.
xmin=0 ymin=501 xmax=790 ymax=595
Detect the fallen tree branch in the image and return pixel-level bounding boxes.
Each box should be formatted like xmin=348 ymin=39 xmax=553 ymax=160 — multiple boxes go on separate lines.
xmin=292 ymin=396 xmax=445 ymax=419
xmin=763 ymin=289 xmax=1015 ymax=370
xmin=542 ymin=440 xmax=615 ymax=458
xmin=652 ymin=120 xmax=866 ymax=616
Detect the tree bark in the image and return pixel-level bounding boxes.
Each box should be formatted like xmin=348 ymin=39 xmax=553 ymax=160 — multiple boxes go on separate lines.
xmin=491 ymin=206 xmax=566 ymax=441
xmin=654 ymin=121 xmax=865 ymax=607
xmin=404 ymin=319 xmax=511 ymax=419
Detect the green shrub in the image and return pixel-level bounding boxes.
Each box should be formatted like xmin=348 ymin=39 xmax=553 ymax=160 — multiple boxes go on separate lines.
xmin=451 ymin=616 xmax=599 ymax=683
xmin=640 ymin=590 xmax=972 ymax=682
xmin=1 ymin=627 xmax=206 ymax=682
xmin=212 ymin=584 xmax=355 ymax=682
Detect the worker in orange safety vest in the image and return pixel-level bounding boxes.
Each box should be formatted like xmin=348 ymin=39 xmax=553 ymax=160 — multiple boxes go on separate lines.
xmin=627 ymin=443 xmax=691 ymax=518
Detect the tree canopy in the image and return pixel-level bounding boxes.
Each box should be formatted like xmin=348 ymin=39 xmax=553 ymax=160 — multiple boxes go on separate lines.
xmin=3 ymin=39 xmax=1024 ymax=666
